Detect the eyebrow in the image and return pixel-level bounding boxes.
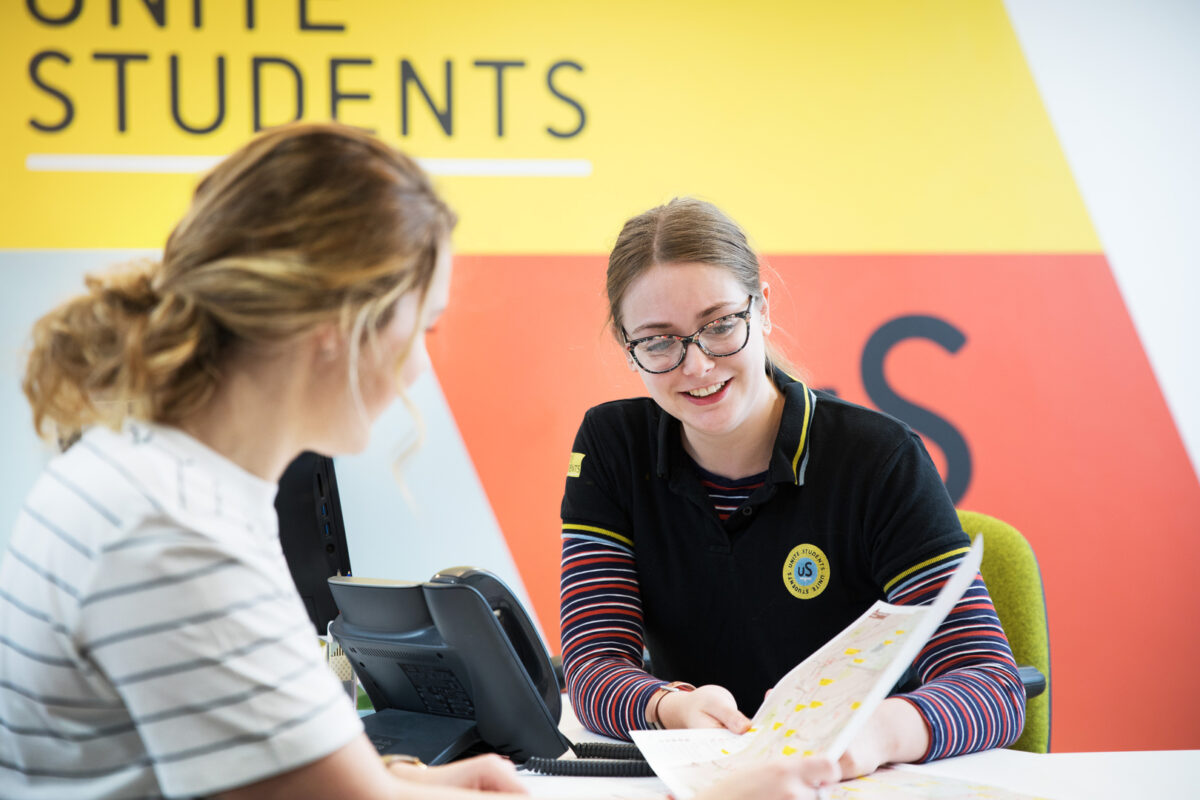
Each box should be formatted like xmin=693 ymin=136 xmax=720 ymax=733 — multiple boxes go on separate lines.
xmin=629 ymin=299 xmax=742 ymax=336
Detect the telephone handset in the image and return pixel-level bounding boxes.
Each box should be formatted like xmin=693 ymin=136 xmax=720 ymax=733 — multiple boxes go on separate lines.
xmin=328 ymin=567 xmax=571 ymax=765
xmin=429 ymin=566 xmax=563 ymax=724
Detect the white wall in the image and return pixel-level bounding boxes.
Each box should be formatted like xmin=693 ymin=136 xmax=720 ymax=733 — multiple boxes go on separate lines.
xmin=1005 ymin=0 xmax=1200 ymax=481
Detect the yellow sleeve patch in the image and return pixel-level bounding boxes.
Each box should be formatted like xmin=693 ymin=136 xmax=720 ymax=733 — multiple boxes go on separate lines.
xmin=567 ymin=452 xmax=585 ymax=478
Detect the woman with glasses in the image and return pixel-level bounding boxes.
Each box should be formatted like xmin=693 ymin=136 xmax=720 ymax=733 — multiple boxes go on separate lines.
xmin=560 ymin=198 xmax=1026 ymax=781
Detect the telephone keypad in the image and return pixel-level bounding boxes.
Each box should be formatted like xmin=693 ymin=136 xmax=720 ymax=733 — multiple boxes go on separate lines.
xmin=400 ymin=663 xmax=475 ymax=718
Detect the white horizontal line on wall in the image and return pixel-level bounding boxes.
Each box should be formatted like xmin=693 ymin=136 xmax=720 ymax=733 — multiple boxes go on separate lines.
xmin=25 ymin=154 xmax=593 ymax=178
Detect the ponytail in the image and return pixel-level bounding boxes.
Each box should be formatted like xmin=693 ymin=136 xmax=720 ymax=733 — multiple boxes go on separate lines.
xmin=23 ymin=260 xmax=223 ymax=445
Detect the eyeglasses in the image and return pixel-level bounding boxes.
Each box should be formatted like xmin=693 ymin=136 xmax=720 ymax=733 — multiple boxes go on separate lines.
xmin=623 ymin=295 xmax=755 ymax=374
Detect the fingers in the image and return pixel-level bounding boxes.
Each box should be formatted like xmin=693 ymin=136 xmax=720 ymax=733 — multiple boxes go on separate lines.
xmin=705 ymin=702 xmax=752 ymax=734
xmin=795 ymin=754 xmax=841 ymax=788
xmin=661 ymin=684 xmax=749 ymax=732
xmin=463 ymin=754 xmax=526 ymax=793
xmin=699 ymin=757 xmax=841 ymax=800
xmin=414 ymin=754 xmax=526 ymax=793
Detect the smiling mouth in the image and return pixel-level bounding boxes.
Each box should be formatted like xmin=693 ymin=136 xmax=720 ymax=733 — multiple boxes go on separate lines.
xmin=687 ymin=380 xmax=727 ymax=398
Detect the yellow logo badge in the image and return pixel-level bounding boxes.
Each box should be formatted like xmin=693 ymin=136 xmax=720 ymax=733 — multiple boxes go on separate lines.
xmin=567 ymin=452 xmax=585 ymax=478
xmin=783 ymin=543 xmax=830 ymax=600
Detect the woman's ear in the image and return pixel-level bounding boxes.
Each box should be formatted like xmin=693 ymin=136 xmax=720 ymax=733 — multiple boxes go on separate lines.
xmin=310 ymin=322 xmax=344 ymax=362
xmin=760 ymin=283 xmax=772 ymax=334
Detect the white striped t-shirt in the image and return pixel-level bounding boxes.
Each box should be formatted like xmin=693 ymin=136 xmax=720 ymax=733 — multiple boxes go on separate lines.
xmin=0 ymin=422 xmax=363 ymax=799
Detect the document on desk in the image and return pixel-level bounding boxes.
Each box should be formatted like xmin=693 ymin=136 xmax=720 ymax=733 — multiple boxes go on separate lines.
xmin=520 ymin=774 xmax=669 ymax=798
xmin=837 ymin=767 xmax=1050 ymax=799
xmin=631 ymin=536 xmax=988 ymax=800
xmin=521 ymin=768 xmax=1047 ymax=800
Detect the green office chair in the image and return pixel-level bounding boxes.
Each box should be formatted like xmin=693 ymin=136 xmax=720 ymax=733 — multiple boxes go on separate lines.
xmin=957 ymin=509 xmax=1051 ymax=754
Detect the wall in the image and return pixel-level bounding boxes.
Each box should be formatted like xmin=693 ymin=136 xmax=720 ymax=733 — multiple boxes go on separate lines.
xmin=2 ymin=1 xmax=1196 ymax=753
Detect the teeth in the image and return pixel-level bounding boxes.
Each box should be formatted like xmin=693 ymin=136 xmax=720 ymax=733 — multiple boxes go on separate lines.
xmin=688 ymin=381 xmax=727 ymax=398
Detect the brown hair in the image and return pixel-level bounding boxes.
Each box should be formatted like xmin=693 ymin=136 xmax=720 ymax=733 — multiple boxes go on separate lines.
xmin=23 ymin=122 xmax=456 ymax=445
xmin=606 ymin=197 xmax=795 ymax=376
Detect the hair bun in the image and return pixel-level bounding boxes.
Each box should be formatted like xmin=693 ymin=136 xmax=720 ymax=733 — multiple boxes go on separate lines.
xmin=86 ymin=261 xmax=161 ymax=318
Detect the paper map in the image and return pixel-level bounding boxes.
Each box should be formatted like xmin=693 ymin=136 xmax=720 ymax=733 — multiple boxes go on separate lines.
xmin=631 ymin=537 xmax=988 ymax=799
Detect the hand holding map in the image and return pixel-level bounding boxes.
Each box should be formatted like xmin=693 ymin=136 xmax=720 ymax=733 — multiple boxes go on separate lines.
xmin=631 ymin=536 xmax=986 ymax=799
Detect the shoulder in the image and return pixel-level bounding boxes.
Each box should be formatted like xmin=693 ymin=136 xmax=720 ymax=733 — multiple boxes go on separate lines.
xmin=811 ymin=390 xmax=915 ymax=450
xmin=48 ymin=422 xmax=276 ymax=551
xmin=566 ymin=398 xmax=660 ymax=494
xmin=575 ymin=397 xmax=660 ymax=449
xmin=580 ymin=396 xmax=658 ymax=429
xmin=806 ymin=390 xmax=927 ymax=479
xmin=22 ymin=425 xmax=164 ymax=549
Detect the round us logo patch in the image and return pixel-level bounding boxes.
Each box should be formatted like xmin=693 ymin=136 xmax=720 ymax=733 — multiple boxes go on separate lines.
xmin=782 ymin=543 xmax=830 ymax=599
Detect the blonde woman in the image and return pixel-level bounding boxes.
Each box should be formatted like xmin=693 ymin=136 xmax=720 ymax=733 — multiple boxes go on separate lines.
xmin=0 ymin=127 xmax=835 ymax=800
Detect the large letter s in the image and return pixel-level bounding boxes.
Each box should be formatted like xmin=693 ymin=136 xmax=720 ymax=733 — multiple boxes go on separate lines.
xmin=861 ymin=315 xmax=972 ymax=503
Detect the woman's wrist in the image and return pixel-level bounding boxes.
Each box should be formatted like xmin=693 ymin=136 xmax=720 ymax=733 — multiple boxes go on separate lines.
xmin=645 ymin=681 xmax=696 ymax=729
xmin=875 ymin=697 xmax=931 ymax=764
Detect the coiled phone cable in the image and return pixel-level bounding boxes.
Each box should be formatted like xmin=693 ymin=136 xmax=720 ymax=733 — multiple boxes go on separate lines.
xmin=522 ymin=741 xmax=655 ymax=777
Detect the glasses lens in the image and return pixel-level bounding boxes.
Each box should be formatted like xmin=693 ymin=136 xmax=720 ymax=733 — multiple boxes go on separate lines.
xmin=633 ymin=337 xmax=684 ymax=372
xmin=698 ymin=315 xmax=749 ymax=356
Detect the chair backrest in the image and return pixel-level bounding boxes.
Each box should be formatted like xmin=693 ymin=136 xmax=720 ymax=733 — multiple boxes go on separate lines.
xmin=956 ymin=509 xmax=1051 ymax=753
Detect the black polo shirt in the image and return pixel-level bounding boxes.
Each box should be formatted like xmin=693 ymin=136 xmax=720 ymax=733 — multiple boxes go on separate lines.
xmin=561 ymin=373 xmax=968 ymax=715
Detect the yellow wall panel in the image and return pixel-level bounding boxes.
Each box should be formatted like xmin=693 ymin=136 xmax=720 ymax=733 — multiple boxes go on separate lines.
xmin=2 ymin=0 xmax=1097 ymax=251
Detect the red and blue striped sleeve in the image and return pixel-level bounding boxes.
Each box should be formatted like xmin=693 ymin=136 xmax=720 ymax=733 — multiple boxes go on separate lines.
xmin=886 ymin=551 xmax=1027 ymax=760
xmin=560 ymin=524 xmax=664 ymax=740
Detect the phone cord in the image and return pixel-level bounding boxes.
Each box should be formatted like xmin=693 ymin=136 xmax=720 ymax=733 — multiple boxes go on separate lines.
xmin=522 ymin=756 xmax=655 ymax=777
xmin=523 ymin=740 xmax=654 ymax=777
xmin=569 ymin=741 xmax=645 ymax=760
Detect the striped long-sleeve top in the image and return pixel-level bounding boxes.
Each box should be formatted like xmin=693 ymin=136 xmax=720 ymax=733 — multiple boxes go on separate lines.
xmin=560 ymin=384 xmax=1025 ymax=761
xmin=562 ymin=513 xmax=1024 ymax=759
xmin=559 ymin=470 xmax=1022 ymax=762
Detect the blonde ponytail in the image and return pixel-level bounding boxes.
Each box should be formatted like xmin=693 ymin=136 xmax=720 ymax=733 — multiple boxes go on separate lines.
xmin=23 ymin=260 xmax=222 ymax=444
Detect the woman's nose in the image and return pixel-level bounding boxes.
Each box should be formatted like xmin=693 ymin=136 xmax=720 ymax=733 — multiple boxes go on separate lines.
xmin=679 ymin=342 xmax=715 ymax=377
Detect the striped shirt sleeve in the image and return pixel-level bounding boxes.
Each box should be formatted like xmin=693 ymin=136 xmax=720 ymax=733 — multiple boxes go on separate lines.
xmin=560 ymin=525 xmax=664 ymax=740
xmin=885 ymin=551 xmax=1026 ymax=760
xmin=76 ymin=523 xmax=363 ymax=797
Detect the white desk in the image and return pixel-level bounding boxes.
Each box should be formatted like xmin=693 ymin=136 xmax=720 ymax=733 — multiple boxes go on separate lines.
xmin=517 ymin=697 xmax=1199 ymax=799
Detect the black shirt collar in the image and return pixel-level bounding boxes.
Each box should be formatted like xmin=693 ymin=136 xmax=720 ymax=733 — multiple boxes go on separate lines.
xmin=655 ymin=369 xmax=817 ymax=486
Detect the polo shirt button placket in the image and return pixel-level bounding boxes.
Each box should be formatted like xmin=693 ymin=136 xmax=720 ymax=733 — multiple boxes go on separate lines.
xmin=741 ymin=506 xmax=754 ymax=516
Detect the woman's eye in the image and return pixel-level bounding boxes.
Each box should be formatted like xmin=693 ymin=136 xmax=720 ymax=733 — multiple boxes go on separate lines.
xmin=708 ymin=320 xmax=736 ymax=335
xmin=643 ymin=338 xmax=675 ymax=354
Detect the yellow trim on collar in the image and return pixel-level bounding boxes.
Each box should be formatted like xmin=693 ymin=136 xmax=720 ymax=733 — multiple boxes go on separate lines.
xmin=791 ymin=383 xmax=812 ymax=484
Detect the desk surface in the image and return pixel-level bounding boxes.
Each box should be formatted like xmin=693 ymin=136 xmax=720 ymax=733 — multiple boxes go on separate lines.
xmin=517 ymin=697 xmax=1199 ymax=800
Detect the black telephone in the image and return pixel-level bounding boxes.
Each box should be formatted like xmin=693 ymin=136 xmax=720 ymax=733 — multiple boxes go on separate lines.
xmin=328 ymin=567 xmax=572 ymax=765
